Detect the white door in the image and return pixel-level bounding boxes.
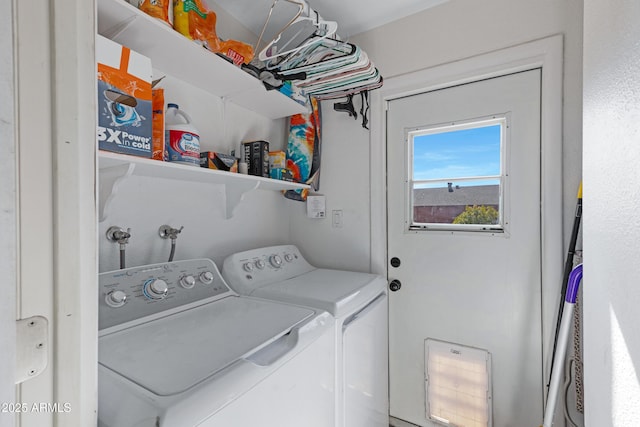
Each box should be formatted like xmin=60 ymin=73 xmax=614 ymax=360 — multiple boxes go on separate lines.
xmin=387 ymin=69 xmax=542 ymax=427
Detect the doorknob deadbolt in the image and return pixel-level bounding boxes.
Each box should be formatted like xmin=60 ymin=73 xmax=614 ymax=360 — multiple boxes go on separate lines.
xmin=389 ymin=279 xmax=402 ymax=292
xmin=390 ymin=257 xmax=401 ymax=268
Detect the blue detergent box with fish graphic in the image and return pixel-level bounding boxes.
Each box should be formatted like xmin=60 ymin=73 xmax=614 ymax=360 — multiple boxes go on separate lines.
xmin=97 ymin=35 xmax=153 ymax=158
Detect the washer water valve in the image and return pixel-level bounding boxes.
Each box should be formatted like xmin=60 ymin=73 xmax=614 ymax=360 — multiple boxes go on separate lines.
xmin=106 ymin=226 xmax=131 ymax=269
xmin=159 ymin=225 xmax=184 ymax=262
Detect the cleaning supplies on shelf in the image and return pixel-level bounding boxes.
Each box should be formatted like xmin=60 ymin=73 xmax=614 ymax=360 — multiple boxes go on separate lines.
xmin=97 ymin=35 xmax=153 ymax=158
xmin=173 ymin=0 xmax=254 ymax=65
xmin=165 ymin=103 xmax=200 ymax=166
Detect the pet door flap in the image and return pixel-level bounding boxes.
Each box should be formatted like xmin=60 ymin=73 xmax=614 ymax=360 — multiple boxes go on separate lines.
xmin=425 ymin=339 xmax=492 ymax=427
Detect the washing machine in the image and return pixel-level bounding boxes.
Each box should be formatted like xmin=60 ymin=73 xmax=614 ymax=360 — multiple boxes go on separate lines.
xmin=97 ymin=258 xmax=335 ymax=427
xmin=222 ymin=245 xmax=388 ymax=427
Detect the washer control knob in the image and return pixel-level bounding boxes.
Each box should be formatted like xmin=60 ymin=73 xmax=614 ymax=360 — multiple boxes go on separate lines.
xmin=179 ymin=275 xmax=196 ymax=289
xmin=105 ymin=290 xmax=127 ymax=308
xmin=243 ymin=262 xmax=254 ymax=272
xmin=269 ymin=255 xmax=283 ymax=268
xmin=255 ymin=259 xmax=266 ymax=270
xmin=284 ymin=253 xmax=294 ymax=263
xmin=144 ymin=279 xmax=169 ymax=300
xmin=199 ymin=271 xmax=214 ymax=284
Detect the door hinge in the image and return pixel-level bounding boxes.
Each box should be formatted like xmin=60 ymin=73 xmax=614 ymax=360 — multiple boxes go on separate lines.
xmin=15 ymin=316 xmax=48 ymax=384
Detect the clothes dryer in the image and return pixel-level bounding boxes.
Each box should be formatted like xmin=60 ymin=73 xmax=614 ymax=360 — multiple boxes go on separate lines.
xmin=223 ymin=245 xmax=388 ymax=427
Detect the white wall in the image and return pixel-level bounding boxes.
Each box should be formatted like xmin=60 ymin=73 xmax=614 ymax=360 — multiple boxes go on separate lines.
xmin=287 ymin=0 xmax=583 ymax=273
xmin=288 ymin=99 xmax=372 ymax=272
xmin=352 ymin=0 xmax=584 ymax=256
xmin=583 ymin=1 xmax=640 ymax=425
xmin=98 ymin=82 xmax=292 ymax=271
xmin=0 ymin=1 xmax=17 ymax=424
xmin=14 ymin=1 xmax=57 ymax=424
xmin=98 ymin=177 xmax=293 ymax=271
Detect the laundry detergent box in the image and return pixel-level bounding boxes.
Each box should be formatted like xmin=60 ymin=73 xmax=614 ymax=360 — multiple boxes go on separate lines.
xmin=96 ymin=35 xmax=153 ymax=158
xmin=268 ymin=150 xmax=286 ymax=169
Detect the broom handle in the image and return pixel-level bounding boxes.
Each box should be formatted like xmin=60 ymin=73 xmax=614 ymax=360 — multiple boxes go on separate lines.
xmin=547 ymin=182 xmax=582 ymax=389
xmin=543 ymin=264 xmax=583 ymax=427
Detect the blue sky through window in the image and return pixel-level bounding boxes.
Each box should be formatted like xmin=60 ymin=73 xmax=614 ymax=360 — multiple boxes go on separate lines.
xmin=412 ymin=124 xmax=501 ymax=183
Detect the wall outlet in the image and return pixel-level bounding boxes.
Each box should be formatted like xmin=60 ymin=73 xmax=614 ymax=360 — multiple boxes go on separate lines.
xmin=332 ymin=210 xmax=343 ymax=228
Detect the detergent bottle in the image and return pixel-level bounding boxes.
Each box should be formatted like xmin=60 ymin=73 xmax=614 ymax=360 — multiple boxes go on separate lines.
xmin=165 ymin=103 xmax=200 ymax=166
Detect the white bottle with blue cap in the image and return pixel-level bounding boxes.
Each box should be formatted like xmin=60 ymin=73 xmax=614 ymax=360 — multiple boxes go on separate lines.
xmin=165 ymin=103 xmax=200 ymax=166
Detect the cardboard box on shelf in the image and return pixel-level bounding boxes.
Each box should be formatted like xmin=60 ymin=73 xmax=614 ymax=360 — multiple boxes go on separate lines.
xmin=97 ymin=35 xmax=153 ymax=158
xmin=268 ymin=150 xmax=286 ymax=170
xmin=200 ymin=151 xmax=238 ymax=172
xmin=242 ymin=140 xmax=270 ymax=177
xmin=270 ymin=168 xmax=294 ymax=181
xmin=151 ymin=88 xmax=165 ymax=161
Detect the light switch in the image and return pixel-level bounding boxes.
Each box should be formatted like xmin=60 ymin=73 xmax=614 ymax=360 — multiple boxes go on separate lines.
xmin=332 ymin=210 xmax=343 ymax=228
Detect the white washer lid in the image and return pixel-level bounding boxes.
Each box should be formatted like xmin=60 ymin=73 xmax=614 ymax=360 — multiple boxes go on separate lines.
xmin=250 ymin=269 xmax=386 ymax=317
xmin=98 ymin=296 xmax=314 ymax=396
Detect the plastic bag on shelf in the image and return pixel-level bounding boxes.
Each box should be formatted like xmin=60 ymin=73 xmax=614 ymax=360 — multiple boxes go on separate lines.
xmin=138 ymin=0 xmax=172 ymax=26
xmin=173 ymin=0 xmax=254 ymax=65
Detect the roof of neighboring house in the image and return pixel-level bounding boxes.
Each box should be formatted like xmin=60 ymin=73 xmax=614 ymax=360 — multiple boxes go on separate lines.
xmin=413 ymin=184 xmax=499 ymax=207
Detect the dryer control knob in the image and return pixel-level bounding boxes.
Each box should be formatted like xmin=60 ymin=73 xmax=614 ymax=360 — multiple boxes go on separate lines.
xmin=255 ymin=259 xmax=266 ymax=269
xmin=284 ymin=253 xmax=294 ymax=263
xmin=179 ymin=275 xmax=196 ymax=289
xmin=269 ymin=255 xmax=283 ymax=268
xmin=105 ymin=290 xmax=127 ymax=308
xmin=243 ymin=262 xmax=254 ymax=272
xmin=199 ymin=271 xmax=214 ymax=284
xmin=144 ymin=279 xmax=169 ymax=300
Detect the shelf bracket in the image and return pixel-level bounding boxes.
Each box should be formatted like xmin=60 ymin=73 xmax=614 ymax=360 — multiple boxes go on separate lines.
xmin=101 ymin=14 xmax=138 ymax=40
xmin=224 ymin=180 xmax=261 ymax=219
xmin=99 ymin=162 xmax=135 ymax=222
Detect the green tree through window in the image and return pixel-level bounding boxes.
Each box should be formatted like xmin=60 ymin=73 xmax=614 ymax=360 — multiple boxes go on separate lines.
xmin=452 ymin=205 xmax=499 ymax=225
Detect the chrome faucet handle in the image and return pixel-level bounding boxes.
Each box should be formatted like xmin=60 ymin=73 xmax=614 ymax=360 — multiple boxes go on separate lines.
xmin=159 ymin=225 xmax=184 ymax=241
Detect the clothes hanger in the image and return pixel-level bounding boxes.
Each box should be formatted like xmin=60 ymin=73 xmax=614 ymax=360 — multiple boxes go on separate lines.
xmin=256 ymin=0 xmax=338 ymax=63
xmin=271 ymin=38 xmax=358 ymax=72
xmin=254 ymin=0 xmax=305 ymax=62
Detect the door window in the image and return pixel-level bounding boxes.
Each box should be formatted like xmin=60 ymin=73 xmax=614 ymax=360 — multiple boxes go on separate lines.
xmin=408 ymin=116 xmax=507 ymax=232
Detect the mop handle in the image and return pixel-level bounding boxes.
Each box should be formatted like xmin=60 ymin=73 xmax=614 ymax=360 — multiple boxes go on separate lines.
xmin=542 ymin=264 xmax=583 ymax=427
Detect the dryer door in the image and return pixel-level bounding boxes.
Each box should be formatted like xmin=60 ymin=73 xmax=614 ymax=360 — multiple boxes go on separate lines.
xmin=342 ymin=293 xmax=388 ymax=427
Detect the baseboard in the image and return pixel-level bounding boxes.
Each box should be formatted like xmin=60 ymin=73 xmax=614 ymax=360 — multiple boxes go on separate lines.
xmin=389 ymin=416 xmax=421 ymax=427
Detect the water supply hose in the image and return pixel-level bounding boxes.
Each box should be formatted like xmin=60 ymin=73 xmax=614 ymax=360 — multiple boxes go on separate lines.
xmin=119 ymin=244 xmax=126 ymax=269
xmin=168 ymin=240 xmax=176 ymax=262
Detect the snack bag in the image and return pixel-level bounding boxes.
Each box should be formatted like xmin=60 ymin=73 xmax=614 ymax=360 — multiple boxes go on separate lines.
xmin=173 ymin=0 xmax=254 ymax=65
xmin=138 ymin=0 xmax=172 ymax=27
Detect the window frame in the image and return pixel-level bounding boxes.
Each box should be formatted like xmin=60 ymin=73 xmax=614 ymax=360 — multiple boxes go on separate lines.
xmin=405 ymin=114 xmax=510 ymax=233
